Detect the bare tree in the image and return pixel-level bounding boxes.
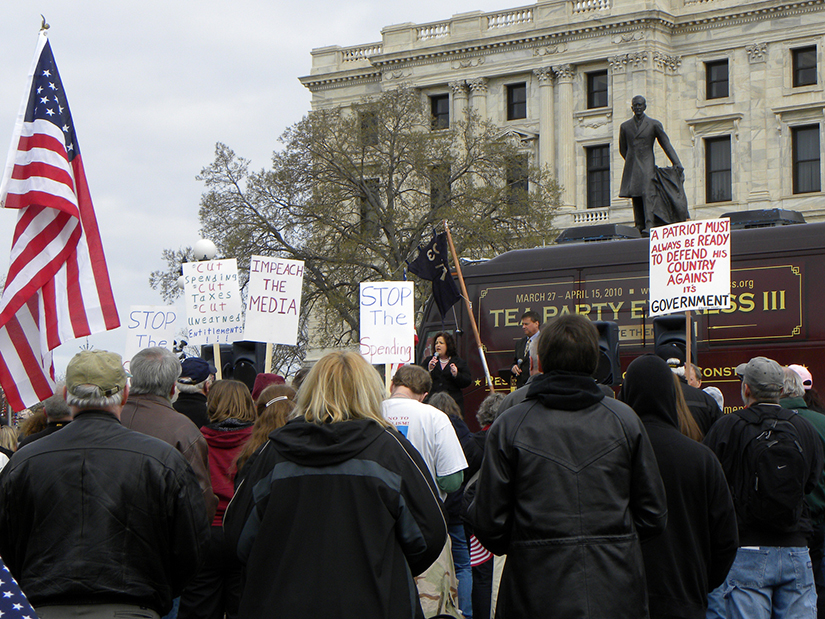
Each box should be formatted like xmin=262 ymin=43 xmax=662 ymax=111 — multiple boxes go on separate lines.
xmin=152 ymin=87 xmax=561 ymax=351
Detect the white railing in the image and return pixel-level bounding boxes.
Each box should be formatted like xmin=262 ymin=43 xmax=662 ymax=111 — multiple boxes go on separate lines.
xmin=573 ymin=208 xmax=610 ymax=224
xmin=341 ymin=43 xmax=383 ymax=62
xmin=416 ymin=22 xmax=451 ymax=41
xmin=684 ymin=0 xmax=716 ymax=4
xmin=487 ymin=8 xmax=533 ymax=29
xmin=572 ymin=0 xmax=611 ymax=14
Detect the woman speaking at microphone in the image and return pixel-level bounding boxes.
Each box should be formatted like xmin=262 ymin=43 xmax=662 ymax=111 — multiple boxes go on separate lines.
xmin=422 ymin=331 xmax=472 ymax=413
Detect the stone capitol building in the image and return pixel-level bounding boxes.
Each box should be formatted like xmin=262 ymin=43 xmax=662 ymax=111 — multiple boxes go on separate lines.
xmin=300 ymin=0 xmax=825 ymax=230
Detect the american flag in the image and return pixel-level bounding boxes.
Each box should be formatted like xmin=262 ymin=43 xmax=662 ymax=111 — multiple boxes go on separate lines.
xmin=0 ymin=31 xmax=119 ymax=411
xmin=0 ymin=559 xmax=38 ymax=618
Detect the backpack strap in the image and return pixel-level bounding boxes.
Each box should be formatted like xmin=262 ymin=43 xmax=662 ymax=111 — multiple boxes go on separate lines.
xmin=733 ymin=407 xmax=760 ymax=425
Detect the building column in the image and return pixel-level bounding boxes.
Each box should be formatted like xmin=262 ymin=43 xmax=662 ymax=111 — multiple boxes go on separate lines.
xmin=450 ymin=80 xmax=469 ymax=123
xmin=468 ymin=78 xmax=489 ymax=121
xmin=554 ymin=64 xmax=577 ymax=207
xmin=746 ymin=42 xmax=771 ymax=206
xmin=533 ymin=67 xmax=556 ymax=175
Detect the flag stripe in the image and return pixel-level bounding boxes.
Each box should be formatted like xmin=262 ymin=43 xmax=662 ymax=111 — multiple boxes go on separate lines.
xmin=42 ymin=276 xmax=60 ymax=351
xmin=0 ymin=212 xmax=80 ymax=322
xmin=12 ymin=160 xmax=75 ymax=194
xmin=0 ymin=299 xmax=54 ymax=402
xmin=73 ymin=156 xmax=119 ymax=329
xmin=65 ymin=248 xmax=91 ymax=335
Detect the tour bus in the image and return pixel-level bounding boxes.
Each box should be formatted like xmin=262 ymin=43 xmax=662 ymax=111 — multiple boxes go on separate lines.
xmin=416 ymin=215 xmax=825 ymax=427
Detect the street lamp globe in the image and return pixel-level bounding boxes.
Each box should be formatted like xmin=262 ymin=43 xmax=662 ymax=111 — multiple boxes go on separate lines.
xmin=193 ymin=239 xmax=217 ymax=261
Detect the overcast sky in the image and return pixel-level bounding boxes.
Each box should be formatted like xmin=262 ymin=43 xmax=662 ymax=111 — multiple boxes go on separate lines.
xmin=0 ymin=0 xmax=510 ymax=374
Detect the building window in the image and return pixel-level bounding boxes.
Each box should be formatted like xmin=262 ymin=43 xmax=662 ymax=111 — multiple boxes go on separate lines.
xmin=587 ymin=71 xmax=608 ymax=109
xmin=505 ymin=154 xmax=529 ymax=212
xmin=705 ymin=60 xmax=729 ymax=99
xmin=360 ymin=178 xmax=380 ymax=234
xmin=506 ymin=83 xmax=527 ymax=120
xmin=585 ymin=145 xmax=610 ymax=208
xmin=793 ymin=125 xmax=821 ymax=194
xmin=793 ymin=46 xmax=817 ymax=87
xmin=359 ymin=110 xmax=378 ymax=146
xmin=430 ymin=163 xmax=451 ymax=209
xmin=430 ymin=94 xmax=450 ymax=130
xmin=705 ymin=136 xmax=732 ymax=203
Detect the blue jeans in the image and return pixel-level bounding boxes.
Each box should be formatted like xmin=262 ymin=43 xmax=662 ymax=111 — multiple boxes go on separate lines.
xmin=722 ymin=547 xmax=816 ymax=619
xmin=449 ymin=521 xmax=472 ymax=619
xmin=707 ymin=583 xmax=726 ymax=619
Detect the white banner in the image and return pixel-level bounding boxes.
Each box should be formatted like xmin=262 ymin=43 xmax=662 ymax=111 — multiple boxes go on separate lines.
xmin=359 ymin=282 xmax=415 ymax=364
xmin=124 ymin=305 xmax=178 ymax=366
xmin=182 ymin=259 xmax=243 ymax=345
xmin=649 ymin=219 xmax=731 ymax=317
xmin=244 ymin=256 xmax=304 ymax=345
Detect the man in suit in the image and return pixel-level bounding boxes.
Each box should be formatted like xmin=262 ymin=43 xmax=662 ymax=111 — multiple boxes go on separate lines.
xmin=619 ymin=95 xmax=683 ymax=235
xmin=511 ymin=310 xmax=541 ymax=389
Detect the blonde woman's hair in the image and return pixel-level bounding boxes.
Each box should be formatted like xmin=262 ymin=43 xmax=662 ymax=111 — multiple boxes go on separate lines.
xmin=294 ymin=351 xmax=390 ymax=427
xmin=206 ymin=380 xmax=256 ymax=423
xmin=0 ymin=426 xmax=18 ymax=453
xmin=236 ymin=384 xmax=297 ymax=473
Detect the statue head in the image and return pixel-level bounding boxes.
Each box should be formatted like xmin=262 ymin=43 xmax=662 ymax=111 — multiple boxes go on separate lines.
xmin=631 ymin=95 xmax=647 ymax=119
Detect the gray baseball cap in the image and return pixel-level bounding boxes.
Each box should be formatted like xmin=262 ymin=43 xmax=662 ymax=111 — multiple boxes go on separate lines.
xmin=735 ymin=356 xmax=783 ymax=391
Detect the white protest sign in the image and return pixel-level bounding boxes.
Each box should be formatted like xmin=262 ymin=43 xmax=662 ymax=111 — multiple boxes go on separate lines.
xmin=182 ymin=259 xmax=243 ymax=345
xmin=244 ymin=256 xmax=304 ymax=345
xmin=359 ymin=282 xmax=415 ymax=364
xmin=124 ymin=305 xmax=178 ymax=363
xmin=649 ymin=218 xmax=731 ymax=317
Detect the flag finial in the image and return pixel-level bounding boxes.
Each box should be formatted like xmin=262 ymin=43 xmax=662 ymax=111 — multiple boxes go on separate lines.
xmin=40 ymin=14 xmax=50 ymax=32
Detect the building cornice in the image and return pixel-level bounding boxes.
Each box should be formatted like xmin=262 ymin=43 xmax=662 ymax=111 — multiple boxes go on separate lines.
xmin=299 ymin=71 xmax=382 ymax=92
xmin=299 ymin=0 xmax=825 ymax=92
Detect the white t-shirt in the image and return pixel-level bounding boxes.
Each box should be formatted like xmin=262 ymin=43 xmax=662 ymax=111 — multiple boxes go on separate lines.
xmin=382 ymin=397 xmax=467 ymax=500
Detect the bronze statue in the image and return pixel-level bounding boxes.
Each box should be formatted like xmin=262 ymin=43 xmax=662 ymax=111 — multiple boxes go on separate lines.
xmin=619 ymin=95 xmax=688 ymax=235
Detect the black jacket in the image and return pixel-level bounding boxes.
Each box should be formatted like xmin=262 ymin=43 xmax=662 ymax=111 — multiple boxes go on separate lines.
xmin=224 ymin=418 xmax=447 ymax=619
xmin=620 ymin=355 xmax=739 ymax=619
xmin=422 ymin=355 xmax=472 ymax=412
xmin=468 ymin=371 xmax=668 ymax=619
xmin=512 ymin=335 xmax=529 ymax=388
xmin=704 ymin=401 xmax=824 ymax=547
xmin=0 ymin=410 xmax=209 ymax=614
xmin=173 ymin=391 xmax=209 ymax=428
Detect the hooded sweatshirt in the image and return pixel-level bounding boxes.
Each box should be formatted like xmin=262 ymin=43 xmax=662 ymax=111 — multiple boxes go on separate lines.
xmin=223 ymin=417 xmax=447 ymax=619
xmin=201 ymin=418 xmax=253 ymax=526
xmin=620 ymin=355 xmax=738 ymax=619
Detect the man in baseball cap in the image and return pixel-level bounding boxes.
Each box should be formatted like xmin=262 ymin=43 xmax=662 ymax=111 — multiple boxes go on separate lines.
xmin=173 ymin=357 xmax=217 ymax=428
xmin=0 ymin=349 xmax=208 ymax=618
xmin=704 ymin=356 xmax=823 ymax=618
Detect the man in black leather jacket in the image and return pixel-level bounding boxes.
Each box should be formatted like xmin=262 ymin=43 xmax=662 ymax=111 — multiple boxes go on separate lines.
xmin=468 ymin=315 xmax=668 ymax=619
xmin=0 ymin=350 xmax=209 ymax=619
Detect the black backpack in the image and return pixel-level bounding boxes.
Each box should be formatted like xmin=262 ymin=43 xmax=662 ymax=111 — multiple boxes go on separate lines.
xmin=733 ymin=407 xmax=807 ymax=531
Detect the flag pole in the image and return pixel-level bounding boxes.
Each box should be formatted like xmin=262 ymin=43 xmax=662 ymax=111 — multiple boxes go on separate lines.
xmin=443 ymin=221 xmax=494 ymax=392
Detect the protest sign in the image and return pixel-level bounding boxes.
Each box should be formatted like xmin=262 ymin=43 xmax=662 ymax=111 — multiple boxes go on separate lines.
xmin=182 ymin=259 xmax=243 ymax=346
xmin=649 ymin=218 xmax=731 ymax=317
xmin=244 ymin=256 xmax=304 ymax=345
xmin=359 ymin=282 xmax=415 ymax=364
xmin=124 ymin=305 xmax=178 ymax=363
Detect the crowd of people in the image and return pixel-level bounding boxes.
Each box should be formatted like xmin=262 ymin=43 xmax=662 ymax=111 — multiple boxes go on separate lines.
xmin=0 ymin=315 xmax=823 ymax=619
